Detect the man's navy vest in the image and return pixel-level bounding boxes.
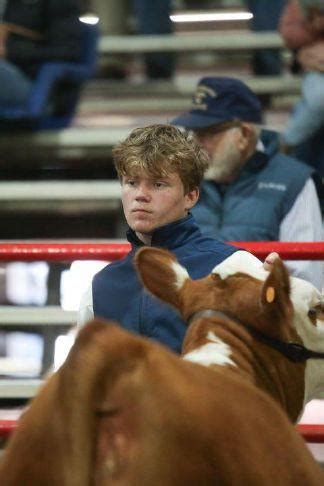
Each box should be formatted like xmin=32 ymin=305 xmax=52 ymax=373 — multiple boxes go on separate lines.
xmin=192 ymin=130 xmax=313 ymax=241
xmin=92 ymin=215 xmax=237 ymax=353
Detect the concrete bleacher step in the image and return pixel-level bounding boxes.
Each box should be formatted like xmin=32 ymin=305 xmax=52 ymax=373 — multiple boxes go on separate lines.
xmin=98 ymin=30 xmax=285 ymax=54
xmin=78 ymin=77 xmax=300 ymax=115
xmin=0 ymin=75 xmax=299 ymax=159
xmin=0 ymin=30 xmax=299 ymax=159
xmin=81 ymin=75 xmax=302 ymax=108
xmin=0 ymin=180 xmax=122 ymax=212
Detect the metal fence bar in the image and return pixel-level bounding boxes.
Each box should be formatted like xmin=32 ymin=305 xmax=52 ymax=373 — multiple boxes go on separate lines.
xmin=0 ymin=241 xmax=322 ymax=262
xmin=0 ymin=418 xmax=323 ymax=443
xmin=298 ymin=424 xmax=324 ymax=444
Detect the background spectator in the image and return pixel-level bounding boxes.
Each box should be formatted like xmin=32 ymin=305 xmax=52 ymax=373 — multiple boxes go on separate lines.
xmin=279 ymin=0 xmax=324 ymax=193
xmin=92 ymin=0 xmax=175 ymax=81
xmin=279 ymin=0 xmax=324 ymax=147
xmin=0 ymin=0 xmax=83 ymax=110
xmin=244 ymin=0 xmax=286 ymax=76
xmin=133 ymin=0 xmax=174 ymax=80
xmin=172 ymin=76 xmax=323 ymax=290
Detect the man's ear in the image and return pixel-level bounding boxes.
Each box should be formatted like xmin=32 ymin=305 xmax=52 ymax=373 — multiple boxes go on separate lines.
xmin=135 ymin=247 xmax=190 ymax=309
xmin=237 ymin=123 xmax=255 ymax=154
xmin=261 ymin=258 xmax=292 ymax=322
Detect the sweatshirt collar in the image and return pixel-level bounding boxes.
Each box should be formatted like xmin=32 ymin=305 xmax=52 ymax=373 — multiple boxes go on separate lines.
xmin=126 ymin=214 xmax=199 ymax=250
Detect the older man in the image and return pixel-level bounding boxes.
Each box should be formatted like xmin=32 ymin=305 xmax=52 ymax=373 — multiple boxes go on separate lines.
xmin=172 ymin=76 xmax=323 ymax=289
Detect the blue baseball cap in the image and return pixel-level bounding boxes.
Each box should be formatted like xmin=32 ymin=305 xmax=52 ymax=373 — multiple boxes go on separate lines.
xmin=171 ymin=77 xmax=262 ymax=129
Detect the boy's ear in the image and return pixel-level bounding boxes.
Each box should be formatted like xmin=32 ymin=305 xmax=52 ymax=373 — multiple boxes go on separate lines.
xmin=135 ymin=247 xmax=190 ymax=309
xmin=185 ymin=187 xmax=199 ymax=211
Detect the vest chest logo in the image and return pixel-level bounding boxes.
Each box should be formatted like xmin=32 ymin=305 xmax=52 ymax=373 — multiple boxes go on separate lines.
xmin=258 ymin=182 xmax=287 ymax=192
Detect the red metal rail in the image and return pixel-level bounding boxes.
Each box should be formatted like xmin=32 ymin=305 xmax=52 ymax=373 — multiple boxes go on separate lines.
xmin=0 ymin=421 xmax=17 ymax=437
xmin=298 ymin=424 xmax=324 ymax=444
xmin=0 ymin=241 xmax=322 ymax=262
xmin=0 ymin=421 xmax=323 ymax=443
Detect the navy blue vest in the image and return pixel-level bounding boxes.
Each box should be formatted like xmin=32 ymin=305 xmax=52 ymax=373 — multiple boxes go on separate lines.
xmin=192 ymin=131 xmax=313 ymax=241
xmin=92 ymin=215 xmax=237 ymax=353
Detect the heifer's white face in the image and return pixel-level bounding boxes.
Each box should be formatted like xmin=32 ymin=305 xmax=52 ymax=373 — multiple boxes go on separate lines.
xmin=213 ymin=251 xmax=324 ymax=404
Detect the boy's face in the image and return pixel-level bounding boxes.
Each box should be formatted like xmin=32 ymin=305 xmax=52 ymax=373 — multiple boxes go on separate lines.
xmin=121 ymin=169 xmax=199 ymax=243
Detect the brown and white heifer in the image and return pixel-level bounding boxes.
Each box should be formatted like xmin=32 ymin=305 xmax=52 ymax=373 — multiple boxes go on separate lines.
xmin=137 ymin=248 xmax=324 ymax=420
xmin=0 ymin=250 xmax=323 ymax=485
xmin=205 ymin=249 xmax=324 ymax=408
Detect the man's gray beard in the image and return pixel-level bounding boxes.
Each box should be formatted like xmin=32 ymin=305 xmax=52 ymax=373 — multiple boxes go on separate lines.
xmin=204 ymin=147 xmax=244 ymax=184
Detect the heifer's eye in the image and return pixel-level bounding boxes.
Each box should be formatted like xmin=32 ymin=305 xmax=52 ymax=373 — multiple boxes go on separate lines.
xmin=308 ymin=304 xmax=324 ymax=325
xmin=308 ymin=309 xmax=317 ymax=323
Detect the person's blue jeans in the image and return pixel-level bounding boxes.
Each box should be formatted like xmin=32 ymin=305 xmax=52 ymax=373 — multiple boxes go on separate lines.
xmin=133 ymin=0 xmax=175 ymax=79
xmin=244 ymin=0 xmax=285 ymax=75
xmin=0 ymin=59 xmax=32 ymax=108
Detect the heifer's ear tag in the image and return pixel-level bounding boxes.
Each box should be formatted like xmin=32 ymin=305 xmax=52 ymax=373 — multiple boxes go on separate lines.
xmin=266 ymin=286 xmax=275 ymax=303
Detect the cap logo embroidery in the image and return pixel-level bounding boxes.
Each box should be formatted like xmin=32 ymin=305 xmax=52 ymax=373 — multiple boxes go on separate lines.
xmin=192 ymin=85 xmax=217 ymax=110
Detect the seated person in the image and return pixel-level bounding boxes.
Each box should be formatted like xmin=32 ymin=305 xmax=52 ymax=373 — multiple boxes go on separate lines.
xmin=279 ymin=0 xmax=324 ymax=148
xmin=171 ymin=77 xmax=323 ymax=290
xmin=0 ymin=0 xmax=83 ymax=110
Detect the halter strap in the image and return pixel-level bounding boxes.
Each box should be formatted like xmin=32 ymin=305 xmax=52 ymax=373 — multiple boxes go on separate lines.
xmin=187 ymin=309 xmax=324 ymax=363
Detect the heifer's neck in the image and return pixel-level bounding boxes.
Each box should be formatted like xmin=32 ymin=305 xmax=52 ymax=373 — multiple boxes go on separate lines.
xmin=182 ymin=315 xmax=305 ymax=423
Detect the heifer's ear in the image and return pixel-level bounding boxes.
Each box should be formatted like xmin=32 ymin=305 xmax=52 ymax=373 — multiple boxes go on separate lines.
xmin=135 ymin=247 xmax=190 ymax=309
xmin=261 ymin=258 xmax=292 ymax=320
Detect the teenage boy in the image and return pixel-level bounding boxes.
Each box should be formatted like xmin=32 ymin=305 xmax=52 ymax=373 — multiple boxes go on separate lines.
xmin=78 ymin=124 xmax=276 ymax=353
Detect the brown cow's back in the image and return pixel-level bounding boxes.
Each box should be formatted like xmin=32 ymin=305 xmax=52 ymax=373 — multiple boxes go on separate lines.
xmin=0 ymin=320 xmax=323 ymax=485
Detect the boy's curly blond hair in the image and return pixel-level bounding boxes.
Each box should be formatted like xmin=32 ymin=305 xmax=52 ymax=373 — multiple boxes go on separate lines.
xmin=113 ymin=124 xmax=209 ymax=194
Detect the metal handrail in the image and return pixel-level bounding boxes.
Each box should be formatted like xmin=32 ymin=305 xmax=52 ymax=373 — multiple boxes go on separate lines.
xmin=0 ymin=241 xmax=322 ymax=262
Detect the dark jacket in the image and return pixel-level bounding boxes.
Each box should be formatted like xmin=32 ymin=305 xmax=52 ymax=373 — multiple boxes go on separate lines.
xmin=4 ymin=0 xmax=83 ymax=78
xmin=92 ymin=215 xmax=238 ymax=353
xmin=192 ymin=130 xmax=314 ymax=241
